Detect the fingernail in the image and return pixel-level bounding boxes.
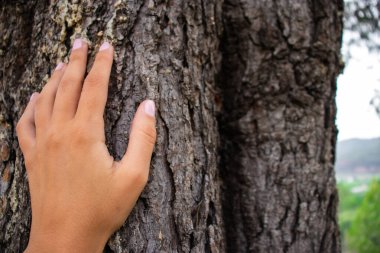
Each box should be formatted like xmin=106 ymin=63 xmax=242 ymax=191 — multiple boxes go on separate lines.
xmin=144 ymin=100 xmax=155 ymax=117
xmin=30 ymin=93 xmax=37 ymax=101
xmin=99 ymin=41 xmax=111 ymax=51
xmin=55 ymin=62 xmax=64 ymax=71
xmin=73 ymin=39 xmax=82 ymax=50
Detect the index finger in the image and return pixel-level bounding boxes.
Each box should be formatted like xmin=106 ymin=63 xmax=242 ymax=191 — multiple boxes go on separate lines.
xmin=76 ymin=42 xmax=114 ymax=121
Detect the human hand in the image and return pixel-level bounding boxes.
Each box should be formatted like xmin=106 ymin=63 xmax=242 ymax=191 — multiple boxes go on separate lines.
xmin=16 ymin=39 xmax=157 ymax=253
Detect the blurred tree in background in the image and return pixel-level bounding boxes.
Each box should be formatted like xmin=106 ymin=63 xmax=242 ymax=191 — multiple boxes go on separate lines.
xmin=347 ymin=179 xmax=380 ymax=253
xmin=344 ymin=0 xmax=380 ymax=115
xmin=371 ymin=90 xmax=380 ymax=116
xmin=344 ymin=0 xmax=380 ymax=54
xmin=338 ymin=2 xmax=380 ymax=252
xmin=337 ymin=182 xmax=365 ymax=234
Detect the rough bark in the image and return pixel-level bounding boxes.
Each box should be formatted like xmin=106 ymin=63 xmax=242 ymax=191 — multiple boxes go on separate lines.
xmin=0 ymin=0 xmax=344 ymax=252
xmin=219 ymin=0 xmax=343 ymax=252
xmin=0 ymin=1 xmax=224 ymax=252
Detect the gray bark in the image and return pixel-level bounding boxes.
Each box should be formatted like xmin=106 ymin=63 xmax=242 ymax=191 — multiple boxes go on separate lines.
xmin=219 ymin=0 xmax=343 ymax=252
xmin=0 ymin=0 xmax=343 ymax=252
xmin=0 ymin=1 xmax=224 ymax=252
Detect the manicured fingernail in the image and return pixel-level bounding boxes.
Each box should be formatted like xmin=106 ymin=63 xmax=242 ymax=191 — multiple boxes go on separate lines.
xmin=144 ymin=100 xmax=155 ymax=117
xmin=55 ymin=62 xmax=64 ymax=71
xmin=99 ymin=41 xmax=111 ymax=51
xmin=73 ymin=39 xmax=82 ymax=50
xmin=30 ymin=93 xmax=37 ymax=101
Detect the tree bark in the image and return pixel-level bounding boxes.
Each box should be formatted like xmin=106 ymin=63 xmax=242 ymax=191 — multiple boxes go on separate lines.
xmin=0 ymin=0 xmax=343 ymax=252
xmin=219 ymin=0 xmax=343 ymax=252
xmin=0 ymin=1 xmax=224 ymax=252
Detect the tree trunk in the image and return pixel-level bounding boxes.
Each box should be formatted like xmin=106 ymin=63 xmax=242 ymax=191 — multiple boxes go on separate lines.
xmin=0 ymin=0 xmax=343 ymax=253
xmin=219 ymin=0 xmax=343 ymax=252
xmin=0 ymin=1 xmax=224 ymax=252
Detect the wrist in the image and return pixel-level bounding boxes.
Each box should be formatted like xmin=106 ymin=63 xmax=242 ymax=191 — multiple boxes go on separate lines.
xmin=25 ymin=228 xmax=108 ymax=253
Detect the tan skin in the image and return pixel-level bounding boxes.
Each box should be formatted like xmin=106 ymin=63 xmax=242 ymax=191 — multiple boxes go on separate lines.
xmin=16 ymin=39 xmax=157 ymax=253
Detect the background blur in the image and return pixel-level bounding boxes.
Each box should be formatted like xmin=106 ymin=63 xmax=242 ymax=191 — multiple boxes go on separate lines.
xmin=336 ymin=0 xmax=380 ymax=252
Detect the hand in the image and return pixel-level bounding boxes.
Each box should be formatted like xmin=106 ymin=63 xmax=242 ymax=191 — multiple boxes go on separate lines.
xmin=16 ymin=39 xmax=157 ymax=253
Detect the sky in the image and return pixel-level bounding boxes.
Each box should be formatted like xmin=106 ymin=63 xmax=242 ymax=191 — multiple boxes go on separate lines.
xmin=336 ymin=39 xmax=380 ymax=141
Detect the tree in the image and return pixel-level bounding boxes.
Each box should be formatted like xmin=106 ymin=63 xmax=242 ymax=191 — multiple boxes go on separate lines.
xmin=337 ymin=181 xmax=366 ymax=249
xmin=344 ymin=0 xmax=380 ymax=54
xmin=0 ymin=0 xmax=343 ymax=252
xmin=343 ymin=0 xmax=380 ymax=116
xmin=348 ymin=179 xmax=380 ymax=253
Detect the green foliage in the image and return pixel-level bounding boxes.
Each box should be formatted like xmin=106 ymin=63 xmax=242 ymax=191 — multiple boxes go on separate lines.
xmin=347 ymin=179 xmax=380 ymax=253
xmin=338 ymin=181 xmax=366 ymax=210
xmin=338 ymin=180 xmax=366 ymax=242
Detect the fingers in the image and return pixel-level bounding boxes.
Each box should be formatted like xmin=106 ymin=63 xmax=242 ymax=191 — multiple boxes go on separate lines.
xmin=53 ymin=39 xmax=88 ymax=122
xmin=16 ymin=93 xmax=39 ymax=154
xmin=117 ymin=100 xmax=156 ymax=189
xmin=34 ymin=63 xmax=66 ymax=133
xmin=76 ymin=42 xmax=113 ymax=121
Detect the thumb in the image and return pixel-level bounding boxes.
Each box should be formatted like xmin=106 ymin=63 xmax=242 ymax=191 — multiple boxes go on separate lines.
xmin=118 ymin=100 xmax=157 ymax=186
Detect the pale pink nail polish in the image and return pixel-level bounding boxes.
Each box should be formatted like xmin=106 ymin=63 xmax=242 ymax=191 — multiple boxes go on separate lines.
xmin=144 ymin=100 xmax=155 ymax=117
xmin=99 ymin=41 xmax=111 ymax=51
xmin=30 ymin=93 xmax=37 ymax=101
xmin=55 ymin=62 xmax=64 ymax=71
xmin=73 ymin=39 xmax=82 ymax=50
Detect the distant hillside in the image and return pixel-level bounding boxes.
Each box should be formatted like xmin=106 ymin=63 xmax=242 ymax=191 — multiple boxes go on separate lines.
xmin=335 ymin=137 xmax=380 ymax=175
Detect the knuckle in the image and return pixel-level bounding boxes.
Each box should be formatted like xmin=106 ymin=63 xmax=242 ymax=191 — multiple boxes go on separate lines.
xmin=16 ymin=122 xmax=28 ymax=152
xmin=34 ymin=95 xmax=43 ymax=108
xmin=78 ymin=98 xmax=98 ymax=115
xmin=34 ymin=98 xmax=46 ymax=122
xmin=71 ymin=123 xmax=92 ymax=145
xmin=96 ymin=53 xmax=113 ymax=64
xmin=72 ymin=134 xmax=88 ymax=146
xmin=84 ymin=74 xmax=102 ymax=87
xmin=84 ymin=56 xmax=112 ymax=86
xmin=17 ymin=139 xmax=26 ymax=152
xmin=60 ymin=76 xmax=81 ymax=90
xmin=137 ymin=125 xmax=157 ymax=146
xmin=34 ymin=112 xmax=46 ymax=126
xmin=40 ymin=83 xmax=52 ymax=96
xmin=58 ymin=80 xmax=70 ymax=92
xmin=69 ymin=50 xmax=85 ymax=62
xmin=16 ymin=120 xmax=24 ymax=135
xmin=45 ymin=130 xmax=63 ymax=149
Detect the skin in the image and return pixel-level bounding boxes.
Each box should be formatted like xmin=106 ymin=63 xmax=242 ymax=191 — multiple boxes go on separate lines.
xmin=16 ymin=39 xmax=157 ymax=253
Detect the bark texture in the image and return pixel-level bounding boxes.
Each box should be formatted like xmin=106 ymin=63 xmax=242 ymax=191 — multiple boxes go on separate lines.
xmin=0 ymin=1 xmax=224 ymax=252
xmin=219 ymin=0 xmax=343 ymax=252
xmin=0 ymin=0 xmax=343 ymax=252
